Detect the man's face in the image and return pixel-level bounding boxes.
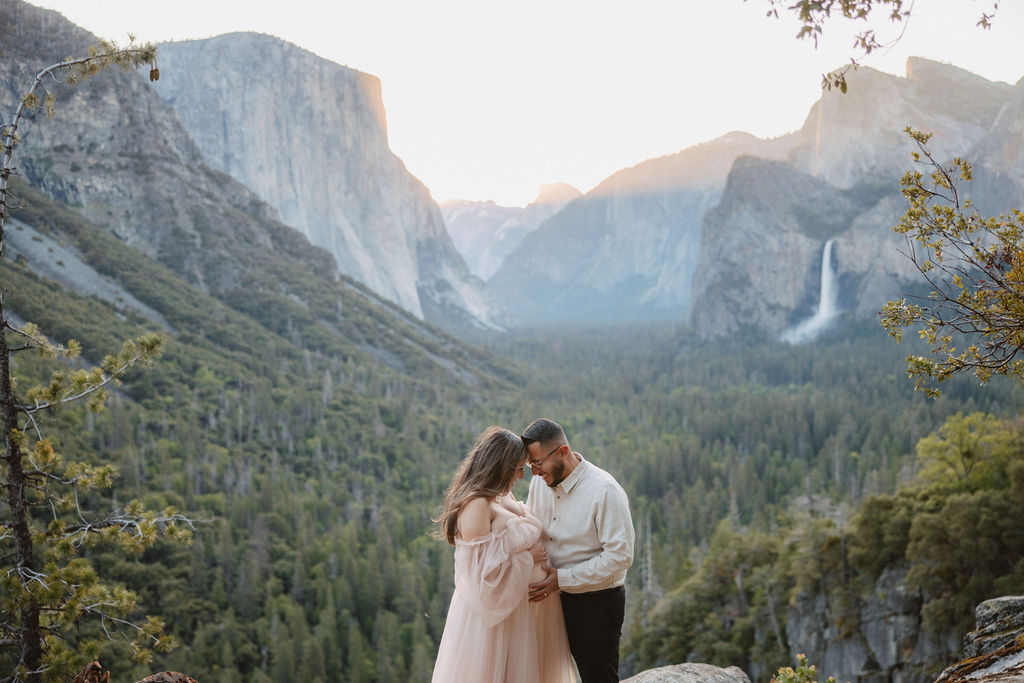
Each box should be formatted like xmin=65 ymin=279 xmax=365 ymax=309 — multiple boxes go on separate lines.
xmin=527 ymin=442 xmax=567 ymax=488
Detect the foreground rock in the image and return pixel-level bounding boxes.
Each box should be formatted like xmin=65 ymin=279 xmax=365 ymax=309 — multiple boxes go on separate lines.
xmin=623 ymin=662 xmax=752 ymax=683
xmin=72 ymin=661 xmax=198 ymax=683
xmin=935 ymin=596 xmax=1024 ymax=683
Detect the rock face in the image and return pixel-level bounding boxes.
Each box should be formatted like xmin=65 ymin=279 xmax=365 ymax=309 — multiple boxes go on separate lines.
xmin=0 ymin=5 xmax=260 ymax=291
xmin=488 ymin=131 xmax=795 ymax=325
xmin=935 ymin=596 xmax=1024 ymax=683
xmin=689 ymin=157 xmax=864 ymax=337
xmin=786 ymin=569 xmax=959 ymax=683
xmin=441 ymin=183 xmax=581 ymax=280
xmin=152 ymin=33 xmax=503 ymax=331
xmin=622 ymin=663 xmax=752 ymax=683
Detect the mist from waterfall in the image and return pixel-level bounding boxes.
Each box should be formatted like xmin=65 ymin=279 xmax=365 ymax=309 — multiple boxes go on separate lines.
xmin=780 ymin=239 xmax=839 ymax=344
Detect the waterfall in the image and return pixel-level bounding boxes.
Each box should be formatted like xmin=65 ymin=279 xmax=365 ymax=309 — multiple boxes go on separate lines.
xmin=780 ymin=240 xmax=839 ymax=344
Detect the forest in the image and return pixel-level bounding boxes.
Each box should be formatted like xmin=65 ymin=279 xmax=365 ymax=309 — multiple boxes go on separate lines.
xmin=4 ymin=179 xmax=1023 ymax=681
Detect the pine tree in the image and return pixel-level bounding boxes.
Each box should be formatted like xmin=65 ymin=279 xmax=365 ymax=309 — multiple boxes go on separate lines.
xmin=0 ymin=40 xmax=194 ymax=682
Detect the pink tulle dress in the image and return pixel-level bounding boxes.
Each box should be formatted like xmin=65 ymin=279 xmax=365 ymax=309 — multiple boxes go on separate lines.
xmin=431 ymin=508 xmax=574 ymax=682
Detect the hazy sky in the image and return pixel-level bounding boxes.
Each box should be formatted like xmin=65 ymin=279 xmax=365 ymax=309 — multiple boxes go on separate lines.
xmin=26 ymin=0 xmax=1024 ymax=206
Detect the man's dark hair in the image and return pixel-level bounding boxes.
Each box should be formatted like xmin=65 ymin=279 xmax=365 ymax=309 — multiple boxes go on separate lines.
xmin=521 ymin=418 xmax=566 ymax=447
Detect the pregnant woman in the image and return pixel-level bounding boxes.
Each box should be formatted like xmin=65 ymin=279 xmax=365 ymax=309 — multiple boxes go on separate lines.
xmin=431 ymin=426 xmax=573 ymax=682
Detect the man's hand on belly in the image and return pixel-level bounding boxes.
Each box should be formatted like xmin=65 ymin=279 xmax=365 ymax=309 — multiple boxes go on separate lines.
xmin=528 ymin=565 xmax=559 ymax=603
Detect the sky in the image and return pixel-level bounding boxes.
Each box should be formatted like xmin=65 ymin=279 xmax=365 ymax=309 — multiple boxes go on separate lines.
xmin=25 ymin=0 xmax=1024 ymax=207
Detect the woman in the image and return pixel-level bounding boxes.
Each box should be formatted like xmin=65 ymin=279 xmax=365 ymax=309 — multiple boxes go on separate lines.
xmin=432 ymin=426 xmax=573 ymax=682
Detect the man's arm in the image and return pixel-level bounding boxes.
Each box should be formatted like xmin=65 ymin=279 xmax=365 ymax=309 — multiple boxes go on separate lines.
xmin=556 ymin=484 xmax=634 ymax=590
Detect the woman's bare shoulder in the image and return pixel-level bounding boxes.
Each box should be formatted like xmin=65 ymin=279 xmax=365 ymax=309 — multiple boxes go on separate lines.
xmin=457 ymin=497 xmax=493 ymax=541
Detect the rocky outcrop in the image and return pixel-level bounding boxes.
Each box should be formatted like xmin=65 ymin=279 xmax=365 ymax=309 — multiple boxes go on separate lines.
xmin=72 ymin=660 xmax=198 ymax=683
xmin=935 ymin=596 xmax=1024 ymax=683
xmin=623 ymin=663 xmax=752 ymax=683
xmin=472 ymin=596 xmax=1020 ymax=683
xmin=152 ymin=32 xmax=504 ymax=331
xmin=488 ymin=131 xmax=795 ymax=325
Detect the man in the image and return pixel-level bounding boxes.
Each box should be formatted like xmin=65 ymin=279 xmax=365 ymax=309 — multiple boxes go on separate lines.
xmin=522 ymin=418 xmax=634 ymax=683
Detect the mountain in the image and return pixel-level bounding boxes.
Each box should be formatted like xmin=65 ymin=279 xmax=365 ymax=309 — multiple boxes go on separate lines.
xmin=151 ymin=32 xmax=504 ymax=332
xmin=440 ymin=183 xmax=581 ymax=280
xmin=487 ymin=131 xmax=796 ymax=325
xmin=482 ymin=57 xmax=1023 ymax=336
xmin=0 ymin=1 xmax=505 ymax=381
xmin=690 ymin=59 xmax=1024 ymax=340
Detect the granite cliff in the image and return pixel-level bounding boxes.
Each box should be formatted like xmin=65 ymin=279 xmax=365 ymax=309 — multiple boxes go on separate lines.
xmin=789 ymin=592 xmax=1024 ymax=683
xmin=152 ymin=32 xmax=504 ymax=332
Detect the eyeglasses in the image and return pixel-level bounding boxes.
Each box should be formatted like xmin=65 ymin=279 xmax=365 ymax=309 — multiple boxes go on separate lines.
xmin=528 ymin=444 xmax=563 ymax=469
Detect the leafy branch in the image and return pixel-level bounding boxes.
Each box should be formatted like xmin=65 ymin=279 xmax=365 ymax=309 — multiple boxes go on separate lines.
xmin=880 ymin=128 xmax=1024 ymax=396
xmin=18 ymin=332 xmax=162 ymax=414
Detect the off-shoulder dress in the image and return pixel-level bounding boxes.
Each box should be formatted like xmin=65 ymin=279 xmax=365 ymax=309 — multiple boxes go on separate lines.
xmin=431 ymin=506 xmax=573 ymax=682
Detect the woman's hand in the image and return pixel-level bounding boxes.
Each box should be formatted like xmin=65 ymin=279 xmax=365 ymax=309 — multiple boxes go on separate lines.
xmin=498 ymin=492 xmax=521 ymax=514
xmin=528 ymin=542 xmax=548 ymax=564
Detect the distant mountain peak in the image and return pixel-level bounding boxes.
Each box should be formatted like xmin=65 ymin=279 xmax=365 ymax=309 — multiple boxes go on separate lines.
xmin=533 ymin=183 xmax=582 ymax=206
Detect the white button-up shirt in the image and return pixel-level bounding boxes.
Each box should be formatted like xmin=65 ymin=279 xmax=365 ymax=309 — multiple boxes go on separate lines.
xmin=526 ymin=453 xmax=634 ymax=593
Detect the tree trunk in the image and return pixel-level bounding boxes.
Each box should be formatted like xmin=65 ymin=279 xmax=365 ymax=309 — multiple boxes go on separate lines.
xmin=0 ymin=299 xmax=42 ymax=682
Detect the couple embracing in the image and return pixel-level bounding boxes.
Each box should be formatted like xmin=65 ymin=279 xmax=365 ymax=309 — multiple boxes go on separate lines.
xmin=432 ymin=418 xmax=635 ymax=682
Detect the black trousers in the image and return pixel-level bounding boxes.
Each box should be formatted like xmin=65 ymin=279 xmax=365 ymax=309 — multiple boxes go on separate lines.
xmin=559 ymin=586 xmax=626 ymax=683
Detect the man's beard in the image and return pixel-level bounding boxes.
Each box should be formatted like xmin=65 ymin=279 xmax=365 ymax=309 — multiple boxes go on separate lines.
xmin=546 ymin=459 xmax=566 ymax=488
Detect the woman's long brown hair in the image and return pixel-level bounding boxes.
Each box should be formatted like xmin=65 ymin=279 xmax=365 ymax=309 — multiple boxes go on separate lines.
xmin=436 ymin=426 xmax=526 ymax=545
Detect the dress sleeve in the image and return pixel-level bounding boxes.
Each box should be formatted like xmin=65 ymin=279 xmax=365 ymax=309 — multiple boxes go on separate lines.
xmin=454 ymin=528 xmax=535 ymax=627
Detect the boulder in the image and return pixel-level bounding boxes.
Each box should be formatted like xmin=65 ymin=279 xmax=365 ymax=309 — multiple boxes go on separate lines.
xmin=622 ymin=662 xmax=752 ymax=683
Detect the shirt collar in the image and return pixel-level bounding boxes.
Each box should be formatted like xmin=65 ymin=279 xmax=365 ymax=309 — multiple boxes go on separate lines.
xmin=558 ymin=452 xmax=588 ymax=493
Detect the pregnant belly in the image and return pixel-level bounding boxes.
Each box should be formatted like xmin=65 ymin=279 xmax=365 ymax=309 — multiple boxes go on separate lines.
xmin=529 ymin=562 xmax=548 ymax=584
